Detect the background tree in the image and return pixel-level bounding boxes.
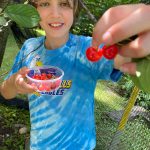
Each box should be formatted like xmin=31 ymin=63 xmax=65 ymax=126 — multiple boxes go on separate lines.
xmin=0 ymin=0 xmax=25 ymax=67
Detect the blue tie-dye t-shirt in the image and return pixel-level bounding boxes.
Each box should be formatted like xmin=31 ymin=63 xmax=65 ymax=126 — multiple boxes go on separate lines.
xmin=7 ymin=33 xmax=122 ymax=150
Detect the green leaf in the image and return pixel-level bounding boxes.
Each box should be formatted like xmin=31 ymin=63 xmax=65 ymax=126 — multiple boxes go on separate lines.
xmin=131 ymin=57 xmax=150 ymax=93
xmin=0 ymin=8 xmax=2 ymax=13
xmin=0 ymin=16 xmax=7 ymax=25
xmin=4 ymin=4 xmax=40 ymax=28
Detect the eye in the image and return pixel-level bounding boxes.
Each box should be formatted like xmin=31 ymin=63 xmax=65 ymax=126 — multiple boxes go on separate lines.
xmin=39 ymin=2 xmax=50 ymax=7
xmin=60 ymin=1 xmax=70 ymax=7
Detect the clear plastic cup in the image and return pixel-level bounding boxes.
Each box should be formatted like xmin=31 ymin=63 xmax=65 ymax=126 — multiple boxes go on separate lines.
xmin=26 ymin=66 xmax=64 ymax=93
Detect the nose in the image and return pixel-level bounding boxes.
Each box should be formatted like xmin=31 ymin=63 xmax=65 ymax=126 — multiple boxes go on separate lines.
xmin=49 ymin=5 xmax=61 ymax=18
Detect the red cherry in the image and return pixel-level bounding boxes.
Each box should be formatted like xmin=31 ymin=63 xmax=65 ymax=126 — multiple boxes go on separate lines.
xmin=86 ymin=47 xmax=103 ymax=62
xmin=102 ymin=45 xmax=118 ymax=60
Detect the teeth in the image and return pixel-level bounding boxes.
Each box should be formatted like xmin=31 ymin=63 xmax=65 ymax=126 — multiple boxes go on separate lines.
xmin=50 ymin=23 xmax=62 ymax=27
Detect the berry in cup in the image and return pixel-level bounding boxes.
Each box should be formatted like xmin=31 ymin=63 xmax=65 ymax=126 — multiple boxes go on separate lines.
xmin=26 ymin=66 xmax=64 ymax=93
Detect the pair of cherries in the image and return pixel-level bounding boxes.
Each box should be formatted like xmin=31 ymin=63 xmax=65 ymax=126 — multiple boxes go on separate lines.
xmin=86 ymin=44 xmax=118 ymax=62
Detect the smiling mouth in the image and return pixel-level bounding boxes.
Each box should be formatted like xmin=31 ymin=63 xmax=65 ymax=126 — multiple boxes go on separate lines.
xmin=48 ymin=23 xmax=64 ymax=29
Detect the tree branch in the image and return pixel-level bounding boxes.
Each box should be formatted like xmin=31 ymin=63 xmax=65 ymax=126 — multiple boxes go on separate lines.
xmin=79 ymin=0 xmax=97 ymax=23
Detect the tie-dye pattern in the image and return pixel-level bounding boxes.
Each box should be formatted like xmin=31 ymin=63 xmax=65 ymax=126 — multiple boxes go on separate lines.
xmin=7 ymin=33 xmax=122 ymax=150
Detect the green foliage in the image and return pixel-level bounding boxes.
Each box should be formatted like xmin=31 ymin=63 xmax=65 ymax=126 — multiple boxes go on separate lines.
xmin=116 ymin=75 xmax=150 ymax=109
xmin=0 ymin=16 xmax=7 ymax=26
xmin=95 ymin=81 xmax=150 ymax=149
xmin=0 ymin=105 xmax=30 ymax=127
xmin=140 ymin=0 xmax=150 ymax=4
xmin=4 ymin=4 xmax=40 ymax=28
xmin=4 ymin=133 xmax=27 ymax=150
xmin=137 ymin=91 xmax=150 ymax=109
xmin=72 ymin=0 xmax=140 ymax=36
xmin=120 ymin=118 xmax=150 ymax=150
xmin=0 ymin=104 xmax=30 ymax=149
xmin=119 ymin=75 xmax=134 ymax=97
xmin=131 ymin=57 xmax=150 ymax=94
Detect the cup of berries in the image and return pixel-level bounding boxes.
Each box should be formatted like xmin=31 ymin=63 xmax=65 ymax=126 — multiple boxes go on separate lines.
xmin=26 ymin=66 xmax=64 ymax=93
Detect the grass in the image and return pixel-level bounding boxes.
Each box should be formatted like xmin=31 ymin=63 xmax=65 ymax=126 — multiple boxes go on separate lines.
xmin=94 ymin=82 xmax=150 ymax=150
xmin=0 ymin=104 xmax=30 ymax=150
xmin=0 ymin=32 xmax=149 ymax=150
xmin=94 ymin=81 xmax=125 ymax=149
xmin=0 ymin=29 xmax=19 ymax=81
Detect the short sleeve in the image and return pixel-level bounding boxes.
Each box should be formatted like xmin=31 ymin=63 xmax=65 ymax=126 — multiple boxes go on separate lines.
xmin=5 ymin=36 xmax=44 ymax=80
xmin=110 ymin=68 xmax=122 ymax=82
xmin=87 ymin=57 xmax=122 ymax=82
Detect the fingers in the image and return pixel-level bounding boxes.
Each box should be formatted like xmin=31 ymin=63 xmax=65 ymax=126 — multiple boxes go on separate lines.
xmin=120 ymin=62 xmax=137 ymax=75
xmin=118 ymin=31 xmax=150 ymax=74
xmin=19 ymin=67 xmax=30 ymax=77
xmin=14 ymin=67 xmax=35 ymax=94
xmin=119 ymin=30 xmax=150 ymax=57
xmin=92 ymin=4 xmax=147 ymax=47
xmin=102 ymin=5 xmax=150 ymax=45
xmin=114 ymin=54 xmax=131 ymax=70
xmin=15 ymin=75 xmax=35 ymax=94
xmin=92 ymin=4 xmax=150 ymax=76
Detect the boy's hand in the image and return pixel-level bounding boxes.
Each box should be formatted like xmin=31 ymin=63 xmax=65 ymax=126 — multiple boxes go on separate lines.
xmin=92 ymin=4 xmax=150 ymax=74
xmin=13 ymin=67 xmax=35 ymax=94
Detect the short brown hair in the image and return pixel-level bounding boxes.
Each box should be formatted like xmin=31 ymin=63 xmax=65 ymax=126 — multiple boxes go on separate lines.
xmin=28 ymin=0 xmax=81 ymax=21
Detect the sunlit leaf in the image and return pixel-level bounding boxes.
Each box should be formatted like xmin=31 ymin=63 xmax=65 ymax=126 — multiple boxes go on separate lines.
xmin=4 ymin=4 xmax=40 ymax=28
xmin=0 ymin=16 xmax=6 ymax=25
xmin=0 ymin=8 xmax=2 ymax=13
xmin=131 ymin=57 xmax=150 ymax=93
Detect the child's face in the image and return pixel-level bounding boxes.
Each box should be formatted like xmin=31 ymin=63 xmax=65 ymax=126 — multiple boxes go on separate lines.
xmin=36 ymin=0 xmax=74 ymax=39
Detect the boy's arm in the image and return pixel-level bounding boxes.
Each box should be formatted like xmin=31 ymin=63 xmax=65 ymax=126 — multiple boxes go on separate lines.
xmin=0 ymin=73 xmax=18 ymax=99
xmin=0 ymin=67 xmax=35 ymax=100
